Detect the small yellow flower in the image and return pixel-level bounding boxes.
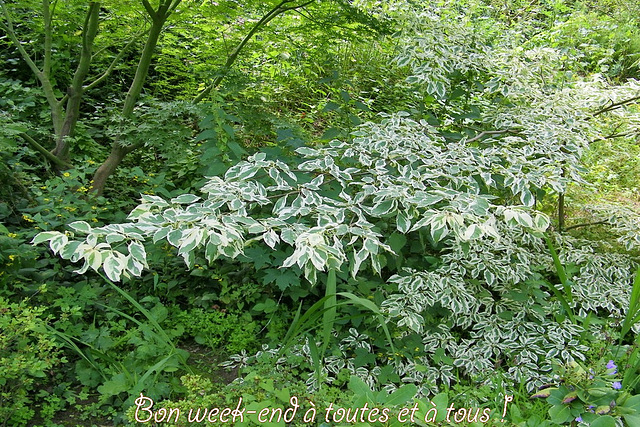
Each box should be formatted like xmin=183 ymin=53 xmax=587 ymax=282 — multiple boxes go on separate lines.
xmin=91 ymin=218 xmax=98 ymax=223
xmin=40 ymin=186 xmax=47 ymax=190
xmin=7 ymin=233 xmax=17 ymax=238
xmin=76 ymin=186 xmax=88 ymax=193
xmin=63 ymin=172 xmax=71 ymax=177
xmin=87 ymin=159 xmax=95 ymax=165
xmin=22 ymin=214 xmax=35 ymax=223
xmin=9 ymin=255 xmax=17 ymax=261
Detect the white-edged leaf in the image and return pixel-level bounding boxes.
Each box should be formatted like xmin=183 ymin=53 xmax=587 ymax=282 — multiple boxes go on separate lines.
xmin=69 ymin=221 xmax=92 ymax=234
xmin=396 ymin=211 xmax=411 ymax=233
xmin=31 ymin=231 xmax=62 ymax=245
xmin=171 ymin=194 xmax=200 ymax=204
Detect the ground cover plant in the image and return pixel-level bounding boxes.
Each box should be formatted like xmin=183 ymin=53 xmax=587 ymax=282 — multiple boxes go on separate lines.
xmin=4 ymin=0 xmax=640 ymax=425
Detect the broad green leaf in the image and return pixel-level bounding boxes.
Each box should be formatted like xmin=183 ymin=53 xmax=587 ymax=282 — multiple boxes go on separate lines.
xmin=385 ymin=384 xmax=417 ymax=406
xmin=548 ymin=405 xmax=572 ymax=424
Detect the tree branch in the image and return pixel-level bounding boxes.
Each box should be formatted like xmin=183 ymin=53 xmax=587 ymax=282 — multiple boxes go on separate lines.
xmin=168 ymin=0 xmax=182 ymax=15
xmin=141 ymin=0 xmax=157 ymax=20
xmin=84 ymin=29 xmax=150 ymax=92
xmin=0 ymin=3 xmax=43 ymax=77
xmin=193 ymin=0 xmax=312 ymax=103
xmin=465 ymin=129 xmax=518 ymax=144
xmin=42 ymin=0 xmax=53 ymax=78
xmin=1 ymin=0 xmax=63 ymax=132
xmin=563 ymin=221 xmax=609 ymax=232
xmin=19 ymin=133 xmax=72 ymax=169
xmin=594 ymin=130 xmax=640 ymax=142
xmin=592 ymin=95 xmax=640 ymax=117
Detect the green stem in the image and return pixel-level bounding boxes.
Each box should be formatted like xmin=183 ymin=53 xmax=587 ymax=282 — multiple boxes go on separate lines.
xmin=545 ymin=236 xmax=576 ymax=324
xmin=321 ymin=268 xmax=337 ymax=357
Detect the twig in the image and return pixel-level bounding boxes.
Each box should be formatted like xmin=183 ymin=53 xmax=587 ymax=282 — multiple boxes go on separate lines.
xmin=465 ymin=129 xmax=518 ymax=144
xmin=592 ymin=95 xmax=640 ymax=117
xmin=563 ymin=221 xmax=609 ymax=232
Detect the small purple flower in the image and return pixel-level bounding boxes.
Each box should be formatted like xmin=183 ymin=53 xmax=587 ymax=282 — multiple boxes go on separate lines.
xmin=576 ymin=416 xmax=583 ymax=422
xmin=606 ymin=360 xmax=617 ymax=374
xmin=612 ymin=381 xmax=622 ymax=390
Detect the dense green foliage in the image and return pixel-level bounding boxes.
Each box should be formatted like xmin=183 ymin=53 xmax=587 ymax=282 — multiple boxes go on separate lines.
xmin=3 ymin=0 xmax=640 ymax=425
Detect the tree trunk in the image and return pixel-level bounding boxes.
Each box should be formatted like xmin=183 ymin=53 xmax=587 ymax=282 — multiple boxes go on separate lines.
xmin=90 ymin=1 xmax=173 ymax=195
xmin=51 ymin=2 xmax=100 ymax=163
xmin=91 ymin=145 xmax=130 ymax=196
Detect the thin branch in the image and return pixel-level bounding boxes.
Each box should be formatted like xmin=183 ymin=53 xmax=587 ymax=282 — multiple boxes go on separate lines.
xmin=465 ymin=129 xmax=518 ymax=144
xmin=563 ymin=221 xmax=609 ymax=232
xmin=599 ymin=130 xmax=640 ymax=141
xmin=0 ymin=4 xmax=43 ymax=77
xmin=592 ymin=95 xmax=640 ymax=117
xmin=166 ymin=0 xmax=183 ymax=17
xmin=42 ymin=0 xmax=53 ymax=77
xmin=84 ymin=29 xmax=150 ymax=92
xmin=193 ymin=0 xmax=312 ymax=103
xmin=19 ymin=133 xmax=72 ymax=169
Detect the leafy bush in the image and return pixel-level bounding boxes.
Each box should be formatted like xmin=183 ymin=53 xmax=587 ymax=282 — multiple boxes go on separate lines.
xmin=0 ymin=297 xmax=65 ymax=426
xmin=171 ymin=307 xmax=259 ymax=354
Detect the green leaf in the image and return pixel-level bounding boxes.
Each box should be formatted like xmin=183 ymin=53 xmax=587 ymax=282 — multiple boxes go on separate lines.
xmin=348 ymin=375 xmax=373 ymax=398
xmin=385 ymin=384 xmax=417 ymax=406
xmin=548 ymin=405 xmax=572 ymax=424
xmin=387 ymin=232 xmax=407 ymax=254
xmin=323 ymin=101 xmax=341 ymax=112
xmin=354 ymin=347 xmax=376 ymax=368
xmin=589 ymin=415 xmax=617 ymax=427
